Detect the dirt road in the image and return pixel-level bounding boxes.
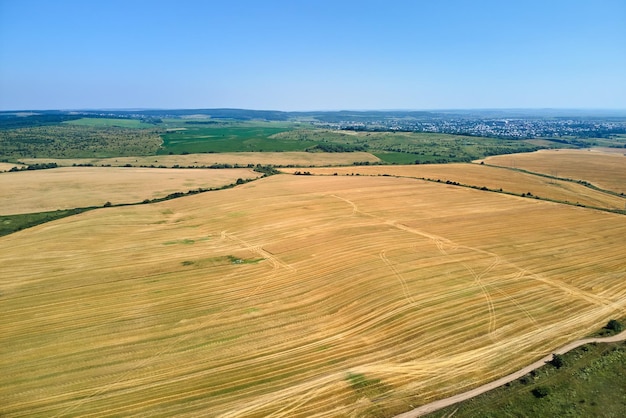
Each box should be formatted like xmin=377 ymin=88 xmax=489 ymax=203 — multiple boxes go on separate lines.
xmin=394 ymin=330 xmax=626 ymax=417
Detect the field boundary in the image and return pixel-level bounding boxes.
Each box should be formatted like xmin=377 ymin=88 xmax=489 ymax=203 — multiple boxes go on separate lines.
xmin=481 ymin=162 xmax=626 ymax=198
xmin=309 ymin=171 xmax=626 ymax=215
xmin=395 ymin=330 xmax=626 ymax=417
xmin=0 ymin=167 xmax=276 ymax=237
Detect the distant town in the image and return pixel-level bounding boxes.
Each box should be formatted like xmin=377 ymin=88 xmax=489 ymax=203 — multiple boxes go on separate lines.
xmin=311 ymin=114 xmax=626 ymax=141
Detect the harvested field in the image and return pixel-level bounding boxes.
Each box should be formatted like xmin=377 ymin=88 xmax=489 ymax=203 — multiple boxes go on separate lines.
xmin=481 ymin=149 xmax=626 ymax=194
xmin=282 ymin=163 xmax=626 ymax=211
xmin=0 ymin=162 xmax=23 ymax=172
xmin=18 ymin=151 xmax=381 ymax=168
xmin=0 ymin=167 xmax=261 ymax=215
xmin=1 ymin=174 xmax=625 ymax=417
xmin=590 ymin=146 xmax=626 ymax=155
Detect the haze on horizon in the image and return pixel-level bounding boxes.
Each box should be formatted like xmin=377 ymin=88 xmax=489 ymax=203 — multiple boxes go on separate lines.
xmin=0 ymin=0 xmax=624 ymax=112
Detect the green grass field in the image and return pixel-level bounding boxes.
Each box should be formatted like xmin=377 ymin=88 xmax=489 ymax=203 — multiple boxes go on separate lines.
xmin=64 ymin=117 xmax=157 ymax=128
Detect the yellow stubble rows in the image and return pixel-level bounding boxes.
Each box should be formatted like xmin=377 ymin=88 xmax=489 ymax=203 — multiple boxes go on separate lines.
xmin=1 ymin=174 xmax=625 ymax=417
xmin=17 ymin=151 xmax=381 ymax=169
xmin=0 ymin=167 xmax=262 ymax=215
xmin=482 ymin=149 xmax=626 ymax=194
xmin=282 ymin=162 xmax=625 ymax=211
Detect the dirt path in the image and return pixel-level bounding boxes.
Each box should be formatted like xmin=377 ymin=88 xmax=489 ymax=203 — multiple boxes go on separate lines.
xmin=394 ymin=330 xmax=626 ymax=417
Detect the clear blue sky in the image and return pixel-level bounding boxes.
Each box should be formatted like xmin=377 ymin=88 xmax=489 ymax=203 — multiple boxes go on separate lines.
xmin=1 ymin=0 xmax=624 ymax=111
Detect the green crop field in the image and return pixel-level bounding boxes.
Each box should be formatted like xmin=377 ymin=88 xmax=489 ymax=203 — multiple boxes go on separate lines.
xmin=374 ymin=151 xmax=425 ymax=164
xmin=158 ymin=121 xmax=311 ymax=154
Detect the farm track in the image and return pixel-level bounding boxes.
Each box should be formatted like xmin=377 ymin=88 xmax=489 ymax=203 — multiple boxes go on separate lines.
xmin=1 ymin=174 xmax=625 ymax=417
xmin=394 ymin=330 xmax=626 ymax=417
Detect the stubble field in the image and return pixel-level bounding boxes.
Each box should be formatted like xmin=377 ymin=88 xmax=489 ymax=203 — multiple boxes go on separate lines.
xmin=482 ymin=149 xmax=626 ymax=194
xmin=0 ymin=167 xmax=261 ymax=215
xmin=282 ymin=161 xmax=625 ymax=212
xmin=16 ymin=151 xmax=380 ymax=168
xmin=1 ymin=173 xmax=625 ymax=417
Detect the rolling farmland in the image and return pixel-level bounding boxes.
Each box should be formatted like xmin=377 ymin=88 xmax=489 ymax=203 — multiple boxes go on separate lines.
xmin=1 ymin=173 xmax=625 ymax=417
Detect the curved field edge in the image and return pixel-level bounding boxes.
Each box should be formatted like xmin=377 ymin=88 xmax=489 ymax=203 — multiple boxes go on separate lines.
xmin=1 ymin=175 xmax=625 ymax=417
xmin=0 ymin=167 xmax=262 ymax=216
xmin=422 ymin=329 xmax=626 ymax=417
xmin=482 ymin=149 xmax=626 ymax=195
xmin=281 ymin=161 xmax=626 ymax=213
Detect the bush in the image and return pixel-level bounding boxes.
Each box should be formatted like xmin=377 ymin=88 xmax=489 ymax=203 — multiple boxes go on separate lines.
xmin=532 ymin=386 xmax=550 ymax=398
xmin=606 ymin=319 xmax=623 ymax=333
xmin=550 ymin=353 xmax=564 ymax=369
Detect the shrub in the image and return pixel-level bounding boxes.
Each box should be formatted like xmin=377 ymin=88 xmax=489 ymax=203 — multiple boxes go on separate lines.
xmin=606 ymin=319 xmax=623 ymax=333
xmin=549 ymin=353 xmax=564 ymax=369
xmin=532 ymin=386 xmax=550 ymax=398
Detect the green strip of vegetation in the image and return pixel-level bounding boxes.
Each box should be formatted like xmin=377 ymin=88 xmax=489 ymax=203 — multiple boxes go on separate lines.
xmin=0 ymin=208 xmax=96 ymax=237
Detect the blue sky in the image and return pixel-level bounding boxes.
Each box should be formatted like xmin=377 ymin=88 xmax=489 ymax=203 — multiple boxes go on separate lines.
xmin=0 ymin=0 xmax=624 ymax=110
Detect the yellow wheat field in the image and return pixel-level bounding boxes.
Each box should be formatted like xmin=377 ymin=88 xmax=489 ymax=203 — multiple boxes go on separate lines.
xmin=1 ymin=174 xmax=625 ymax=417
xmin=281 ymin=163 xmax=625 ymax=211
xmin=0 ymin=167 xmax=261 ymax=215
xmin=482 ymin=149 xmax=626 ymax=194
xmin=17 ymin=151 xmax=381 ymax=168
